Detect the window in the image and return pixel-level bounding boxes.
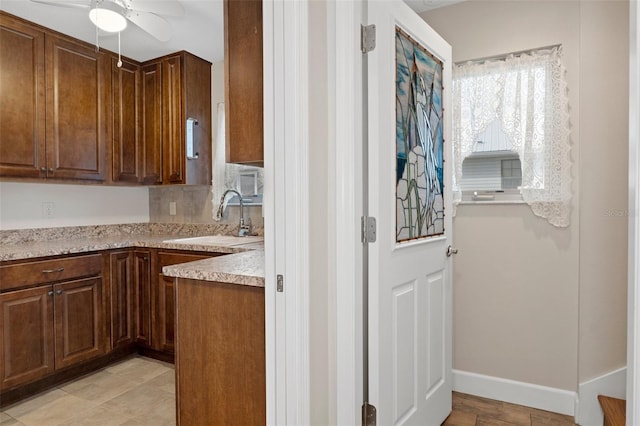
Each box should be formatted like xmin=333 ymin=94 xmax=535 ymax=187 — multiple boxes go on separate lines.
xmin=452 ymin=46 xmax=573 ymax=227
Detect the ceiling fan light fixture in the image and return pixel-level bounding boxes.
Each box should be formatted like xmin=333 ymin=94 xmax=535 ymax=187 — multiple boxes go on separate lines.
xmin=89 ymin=7 xmax=127 ymax=33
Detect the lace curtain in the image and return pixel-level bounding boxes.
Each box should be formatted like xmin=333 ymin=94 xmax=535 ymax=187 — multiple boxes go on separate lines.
xmin=452 ymin=46 xmax=573 ymax=227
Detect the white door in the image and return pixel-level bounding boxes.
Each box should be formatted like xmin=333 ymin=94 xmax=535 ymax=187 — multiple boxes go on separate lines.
xmin=367 ymin=1 xmax=453 ymax=425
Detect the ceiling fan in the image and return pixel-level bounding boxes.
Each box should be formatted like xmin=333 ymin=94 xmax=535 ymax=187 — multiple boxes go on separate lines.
xmin=28 ymin=0 xmax=184 ymax=42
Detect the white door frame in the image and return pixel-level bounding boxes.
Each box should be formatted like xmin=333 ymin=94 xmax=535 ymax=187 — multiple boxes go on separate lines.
xmin=627 ymin=0 xmax=640 ymax=423
xmin=327 ymin=0 xmax=366 ymax=424
xmin=263 ymin=0 xmax=310 ymax=424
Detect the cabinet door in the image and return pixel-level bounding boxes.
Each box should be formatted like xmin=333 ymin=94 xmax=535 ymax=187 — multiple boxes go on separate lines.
xmin=156 ymin=274 xmax=176 ymax=354
xmin=109 ymin=251 xmax=134 ymax=349
xmin=224 ymin=0 xmax=264 ymax=166
xmin=140 ymin=62 xmax=163 ymax=184
xmin=133 ymin=250 xmax=152 ymax=347
xmin=53 ymin=277 xmax=105 ymax=369
xmin=154 ymin=251 xmax=213 ymax=354
xmin=45 ymin=34 xmax=109 ymax=181
xmin=0 ymin=14 xmax=46 ymax=178
xmin=0 ymin=285 xmax=55 ymax=390
xmin=112 ymin=58 xmax=142 ymax=183
xmin=161 ymin=54 xmax=184 ymax=184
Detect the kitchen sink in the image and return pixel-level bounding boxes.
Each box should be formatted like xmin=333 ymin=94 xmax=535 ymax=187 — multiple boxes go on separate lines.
xmin=163 ymin=235 xmax=264 ymax=246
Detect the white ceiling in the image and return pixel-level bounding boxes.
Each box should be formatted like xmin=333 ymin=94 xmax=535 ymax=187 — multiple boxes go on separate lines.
xmin=0 ymin=0 xmax=224 ymax=63
xmin=0 ymin=0 xmax=462 ymax=64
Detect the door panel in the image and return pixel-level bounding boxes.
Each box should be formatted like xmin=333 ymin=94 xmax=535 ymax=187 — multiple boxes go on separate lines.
xmin=45 ymin=34 xmax=108 ymax=181
xmin=0 ymin=15 xmax=45 ymax=178
xmin=0 ymin=286 xmax=54 ymax=390
xmin=367 ymin=1 xmax=453 ymax=424
xmin=54 ymin=277 xmax=104 ymax=369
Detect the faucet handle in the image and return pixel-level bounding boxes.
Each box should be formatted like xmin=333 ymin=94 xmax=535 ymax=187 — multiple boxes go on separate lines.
xmin=238 ymin=217 xmax=252 ymax=237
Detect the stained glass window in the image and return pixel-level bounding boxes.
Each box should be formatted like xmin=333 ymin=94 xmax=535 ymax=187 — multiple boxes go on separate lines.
xmin=395 ymin=27 xmax=445 ymax=242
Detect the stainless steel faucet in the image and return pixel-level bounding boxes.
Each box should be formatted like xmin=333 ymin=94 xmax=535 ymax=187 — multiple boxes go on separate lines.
xmin=217 ymin=189 xmax=251 ymax=236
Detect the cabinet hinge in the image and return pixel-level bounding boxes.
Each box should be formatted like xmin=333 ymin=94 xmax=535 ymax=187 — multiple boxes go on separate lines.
xmin=362 ymin=402 xmax=377 ymax=426
xmin=361 ymin=24 xmax=376 ymax=54
xmin=361 ymin=216 xmax=377 ymax=244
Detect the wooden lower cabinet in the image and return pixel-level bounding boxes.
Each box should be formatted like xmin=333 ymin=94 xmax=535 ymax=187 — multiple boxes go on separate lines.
xmin=153 ymin=251 xmax=214 ymax=355
xmin=175 ymin=278 xmax=265 ymax=425
xmin=0 ymin=273 xmax=105 ymax=391
xmin=0 ymin=285 xmax=55 ymax=390
xmin=53 ymin=277 xmax=105 ymax=369
xmin=133 ymin=250 xmax=152 ymax=347
xmin=109 ymin=251 xmax=135 ymax=350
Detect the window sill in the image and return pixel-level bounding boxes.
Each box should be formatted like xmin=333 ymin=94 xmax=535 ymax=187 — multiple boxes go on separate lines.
xmin=458 ymin=199 xmax=526 ymax=205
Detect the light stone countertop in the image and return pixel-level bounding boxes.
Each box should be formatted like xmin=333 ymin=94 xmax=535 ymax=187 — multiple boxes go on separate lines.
xmin=0 ymin=235 xmax=261 ymax=262
xmin=161 ymin=250 xmax=265 ymax=287
xmin=1 ymin=226 xmax=265 ymax=287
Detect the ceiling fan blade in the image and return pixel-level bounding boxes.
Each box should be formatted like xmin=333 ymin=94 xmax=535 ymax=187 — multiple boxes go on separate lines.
xmin=126 ymin=11 xmax=172 ymax=42
xmin=126 ymin=0 xmax=184 ymax=17
xmin=30 ymin=0 xmax=90 ymax=9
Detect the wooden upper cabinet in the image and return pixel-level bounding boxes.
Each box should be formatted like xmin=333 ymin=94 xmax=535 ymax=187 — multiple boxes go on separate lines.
xmin=112 ymin=58 xmax=142 ymax=183
xmin=161 ymin=54 xmax=184 ymax=184
xmin=0 ymin=13 xmax=46 ymax=178
xmin=142 ymin=52 xmax=212 ymax=185
xmin=0 ymin=13 xmax=108 ymax=182
xmin=224 ymin=0 xmax=263 ymax=166
xmin=140 ymin=61 xmax=163 ymax=185
xmin=45 ymin=33 xmax=109 ymax=181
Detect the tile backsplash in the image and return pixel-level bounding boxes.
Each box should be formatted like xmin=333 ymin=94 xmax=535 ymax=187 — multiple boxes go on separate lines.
xmin=149 ymin=185 xmax=263 ymax=228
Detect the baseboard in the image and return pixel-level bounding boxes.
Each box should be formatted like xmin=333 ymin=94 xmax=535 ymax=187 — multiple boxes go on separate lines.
xmin=575 ymin=366 xmax=626 ymax=426
xmin=452 ymin=369 xmax=577 ymax=416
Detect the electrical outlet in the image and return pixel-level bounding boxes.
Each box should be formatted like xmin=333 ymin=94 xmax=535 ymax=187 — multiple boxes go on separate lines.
xmin=169 ymin=201 xmax=177 ymax=216
xmin=42 ymin=202 xmax=55 ymax=219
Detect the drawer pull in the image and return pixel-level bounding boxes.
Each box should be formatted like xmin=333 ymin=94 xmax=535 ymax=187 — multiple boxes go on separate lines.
xmin=42 ymin=268 xmax=65 ymax=274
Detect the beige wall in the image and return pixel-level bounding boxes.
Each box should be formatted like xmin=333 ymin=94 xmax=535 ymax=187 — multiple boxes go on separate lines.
xmin=577 ymin=0 xmax=629 ymax=382
xmin=423 ymin=0 xmax=628 ymax=391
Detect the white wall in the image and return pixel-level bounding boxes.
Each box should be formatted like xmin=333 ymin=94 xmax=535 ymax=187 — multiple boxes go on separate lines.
xmin=0 ymin=182 xmax=149 ymax=230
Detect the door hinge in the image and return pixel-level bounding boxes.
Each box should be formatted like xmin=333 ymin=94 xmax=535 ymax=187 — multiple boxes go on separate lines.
xmin=361 ymin=24 xmax=376 ymax=54
xmin=362 ymin=402 xmax=377 ymax=426
xmin=276 ymin=274 xmax=284 ymax=292
xmin=361 ymin=216 xmax=377 ymax=244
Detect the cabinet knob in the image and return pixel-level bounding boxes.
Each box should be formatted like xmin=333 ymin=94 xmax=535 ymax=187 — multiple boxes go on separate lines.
xmin=55 ymin=289 xmax=63 ymax=295
xmin=48 ymin=290 xmax=54 ymax=296
xmin=40 ymin=167 xmax=46 ymax=173
xmin=48 ymin=168 xmax=55 ymax=174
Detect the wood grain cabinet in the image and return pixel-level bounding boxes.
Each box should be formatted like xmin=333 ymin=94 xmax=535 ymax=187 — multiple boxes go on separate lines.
xmin=111 ymin=58 xmax=142 ymax=184
xmin=176 ymin=278 xmax=265 ymax=425
xmin=0 ymin=254 xmax=106 ymax=391
xmin=0 ymin=12 xmax=109 ymax=181
xmin=0 ymin=285 xmax=54 ymax=390
xmin=141 ymin=52 xmax=212 ymax=185
xmin=133 ymin=250 xmax=152 ymax=347
xmin=108 ymin=251 xmax=135 ymax=350
xmin=224 ymin=0 xmax=264 ymax=166
xmin=152 ymin=251 xmax=215 ymax=355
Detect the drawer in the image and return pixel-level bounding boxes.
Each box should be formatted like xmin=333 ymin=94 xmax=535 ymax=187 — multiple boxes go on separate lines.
xmin=0 ymin=254 xmax=103 ymax=292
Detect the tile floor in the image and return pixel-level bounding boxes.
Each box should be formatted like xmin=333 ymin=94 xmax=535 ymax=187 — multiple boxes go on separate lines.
xmin=1 ymin=360 xmax=576 ymax=426
xmin=0 ymin=356 xmax=176 ymax=426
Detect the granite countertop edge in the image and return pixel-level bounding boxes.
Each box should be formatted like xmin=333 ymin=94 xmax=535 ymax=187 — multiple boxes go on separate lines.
xmin=1 ymin=235 xmax=265 ymax=288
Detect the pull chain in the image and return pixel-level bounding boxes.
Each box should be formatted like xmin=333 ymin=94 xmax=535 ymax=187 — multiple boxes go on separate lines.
xmin=117 ymin=31 xmax=122 ymax=67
